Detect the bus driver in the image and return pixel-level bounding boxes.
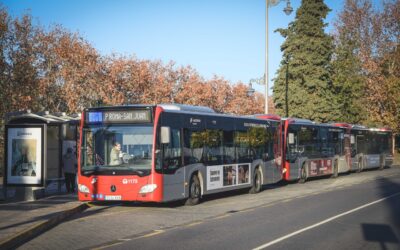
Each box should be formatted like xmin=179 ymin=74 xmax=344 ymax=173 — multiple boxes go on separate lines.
xmin=110 ymin=142 xmax=123 ymax=165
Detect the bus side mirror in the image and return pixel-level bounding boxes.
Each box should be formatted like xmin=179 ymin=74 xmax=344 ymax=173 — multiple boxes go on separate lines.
xmin=161 ymin=126 xmax=170 ymax=144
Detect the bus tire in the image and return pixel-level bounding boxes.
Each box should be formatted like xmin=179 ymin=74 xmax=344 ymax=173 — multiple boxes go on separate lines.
xmin=185 ymin=174 xmax=201 ymax=206
xmin=298 ymin=164 xmax=307 ymax=183
xmin=331 ymin=160 xmax=338 ymax=178
xmin=249 ymin=168 xmax=262 ymax=194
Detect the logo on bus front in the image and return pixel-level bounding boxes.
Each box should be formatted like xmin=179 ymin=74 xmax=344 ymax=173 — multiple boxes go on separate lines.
xmin=122 ymin=178 xmax=138 ymax=184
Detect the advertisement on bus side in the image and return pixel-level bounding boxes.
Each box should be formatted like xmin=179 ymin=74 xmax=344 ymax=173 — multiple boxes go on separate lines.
xmin=207 ymin=164 xmax=251 ymax=191
xmin=308 ymin=159 xmax=332 ymax=176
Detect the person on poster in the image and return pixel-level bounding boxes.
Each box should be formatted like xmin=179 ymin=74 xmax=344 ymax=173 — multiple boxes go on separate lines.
xmin=238 ymin=166 xmax=245 ymax=184
xmin=223 ymin=166 xmax=235 ymax=186
xmin=238 ymin=165 xmax=249 ymax=184
xmin=62 ymin=147 xmax=77 ymax=193
xmin=11 ymin=145 xmax=36 ymax=176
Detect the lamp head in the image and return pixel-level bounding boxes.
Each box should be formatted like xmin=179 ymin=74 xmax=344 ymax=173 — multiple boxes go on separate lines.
xmin=247 ymin=83 xmax=255 ymax=97
xmin=283 ymin=1 xmax=293 ymax=15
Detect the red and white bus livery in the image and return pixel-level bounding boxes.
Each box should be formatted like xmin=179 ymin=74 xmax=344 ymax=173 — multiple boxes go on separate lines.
xmin=280 ymin=119 xmax=347 ymax=182
xmin=78 ymin=104 xmax=282 ymax=204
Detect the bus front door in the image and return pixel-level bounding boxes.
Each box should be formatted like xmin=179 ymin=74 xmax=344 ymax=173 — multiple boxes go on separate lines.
xmin=162 ymin=165 xmax=185 ymax=201
xmin=161 ymin=127 xmax=185 ymax=201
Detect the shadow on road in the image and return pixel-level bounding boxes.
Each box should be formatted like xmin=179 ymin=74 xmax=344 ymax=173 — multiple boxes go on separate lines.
xmin=362 ymin=175 xmax=400 ymax=249
xmin=362 ymin=223 xmax=399 ymax=250
xmin=0 ymin=194 xmax=77 ymax=211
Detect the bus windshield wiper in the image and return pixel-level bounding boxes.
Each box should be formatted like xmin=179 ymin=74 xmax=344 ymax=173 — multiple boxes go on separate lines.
xmin=83 ymin=169 xmax=95 ymax=175
xmin=131 ymin=170 xmax=145 ymax=177
xmin=82 ymin=166 xmax=100 ymax=175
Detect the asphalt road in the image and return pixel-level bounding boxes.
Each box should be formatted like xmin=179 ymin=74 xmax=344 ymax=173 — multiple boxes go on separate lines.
xmin=19 ymin=167 xmax=400 ymax=250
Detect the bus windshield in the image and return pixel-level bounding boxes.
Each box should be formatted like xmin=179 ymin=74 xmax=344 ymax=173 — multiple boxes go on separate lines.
xmin=81 ymin=125 xmax=153 ymax=176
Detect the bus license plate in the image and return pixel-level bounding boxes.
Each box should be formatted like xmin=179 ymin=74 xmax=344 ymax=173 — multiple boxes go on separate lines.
xmin=105 ymin=195 xmax=122 ymax=200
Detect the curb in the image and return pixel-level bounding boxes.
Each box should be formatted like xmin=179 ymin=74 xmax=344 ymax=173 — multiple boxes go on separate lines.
xmin=0 ymin=202 xmax=89 ymax=250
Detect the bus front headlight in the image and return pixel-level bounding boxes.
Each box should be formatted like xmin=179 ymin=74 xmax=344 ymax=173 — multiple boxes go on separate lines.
xmin=139 ymin=184 xmax=157 ymax=194
xmin=78 ymin=184 xmax=90 ymax=193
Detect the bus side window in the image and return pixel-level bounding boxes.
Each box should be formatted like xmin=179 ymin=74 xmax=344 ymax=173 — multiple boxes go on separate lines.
xmin=223 ymin=130 xmax=235 ymax=164
xmin=235 ymin=130 xmax=250 ymax=163
xmin=203 ymin=129 xmax=224 ymax=166
xmin=183 ymin=129 xmax=203 ymax=165
xmin=268 ymin=123 xmax=277 ymax=161
xmin=163 ymin=128 xmax=182 ymax=171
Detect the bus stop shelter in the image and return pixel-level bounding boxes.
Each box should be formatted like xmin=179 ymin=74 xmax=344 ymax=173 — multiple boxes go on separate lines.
xmin=4 ymin=110 xmax=80 ymax=201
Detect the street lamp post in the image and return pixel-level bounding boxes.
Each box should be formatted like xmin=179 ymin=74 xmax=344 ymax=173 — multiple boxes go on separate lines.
xmin=264 ymin=0 xmax=293 ymax=114
xmin=285 ymin=54 xmax=290 ymax=117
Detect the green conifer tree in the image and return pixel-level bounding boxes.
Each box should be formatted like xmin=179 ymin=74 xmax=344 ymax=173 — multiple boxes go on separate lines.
xmin=272 ymin=0 xmax=338 ymax=122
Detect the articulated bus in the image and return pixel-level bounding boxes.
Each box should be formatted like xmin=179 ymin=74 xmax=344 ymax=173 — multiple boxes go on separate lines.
xmin=280 ymin=119 xmax=349 ymax=183
xmin=78 ymin=104 xmax=282 ymax=204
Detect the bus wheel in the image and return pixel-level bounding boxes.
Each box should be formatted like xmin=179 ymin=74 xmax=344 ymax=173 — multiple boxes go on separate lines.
xmin=298 ymin=164 xmax=307 ymax=183
xmin=186 ymin=175 xmax=201 ymax=206
xmin=331 ymin=161 xmax=338 ymax=178
xmin=249 ymin=168 xmax=262 ymax=194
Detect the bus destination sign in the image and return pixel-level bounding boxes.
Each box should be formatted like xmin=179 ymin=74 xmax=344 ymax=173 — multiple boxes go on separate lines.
xmin=87 ymin=110 xmax=152 ymax=123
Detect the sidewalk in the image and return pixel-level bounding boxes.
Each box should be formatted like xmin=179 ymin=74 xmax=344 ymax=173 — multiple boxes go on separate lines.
xmin=0 ymin=193 xmax=88 ymax=250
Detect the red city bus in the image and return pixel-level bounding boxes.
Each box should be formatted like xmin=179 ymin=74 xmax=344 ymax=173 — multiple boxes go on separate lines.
xmin=280 ymin=119 xmax=347 ymax=182
xmin=78 ymin=104 xmax=282 ymax=204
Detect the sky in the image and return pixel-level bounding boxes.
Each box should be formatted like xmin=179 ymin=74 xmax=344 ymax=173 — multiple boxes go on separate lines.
xmin=2 ymin=0 xmax=349 ymax=95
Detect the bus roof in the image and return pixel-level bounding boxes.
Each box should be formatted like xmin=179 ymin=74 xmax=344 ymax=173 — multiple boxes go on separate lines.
xmin=331 ymin=123 xmax=352 ymax=128
xmin=85 ymin=104 xmax=215 ymax=113
xmin=351 ymin=124 xmax=369 ymax=130
xmin=369 ymin=127 xmax=392 ymax=132
xmin=285 ymin=119 xmax=345 ymax=129
xmin=285 ymin=118 xmax=315 ymax=125
xmin=158 ymin=104 xmax=215 ymax=113
xmin=84 ymin=104 xmax=281 ymax=124
xmin=253 ymin=114 xmax=281 ymax=121
xmin=85 ymin=104 xmax=154 ymax=111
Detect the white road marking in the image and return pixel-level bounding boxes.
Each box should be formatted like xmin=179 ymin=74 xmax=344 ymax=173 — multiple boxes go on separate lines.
xmin=138 ymin=229 xmax=165 ymax=238
xmin=92 ymin=242 xmax=123 ymax=250
xmin=185 ymin=221 xmax=203 ymax=227
xmin=253 ymin=191 xmax=400 ymax=250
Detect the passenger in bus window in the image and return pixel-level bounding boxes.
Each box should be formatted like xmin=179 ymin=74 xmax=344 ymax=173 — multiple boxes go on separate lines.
xmin=110 ymin=142 xmax=122 ymax=165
